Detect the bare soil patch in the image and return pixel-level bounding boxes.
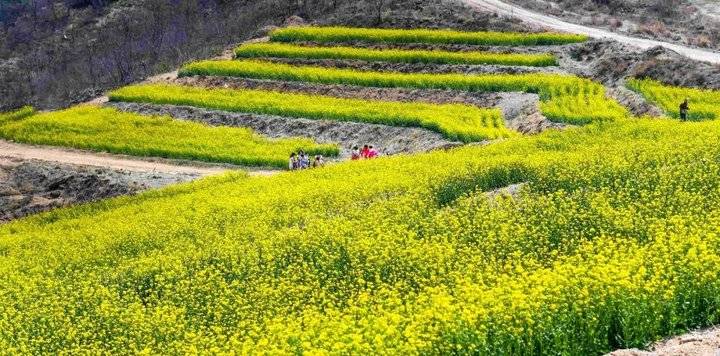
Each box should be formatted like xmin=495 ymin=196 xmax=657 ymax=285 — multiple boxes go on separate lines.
xmin=259 ymin=57 xmax=566 ymax=75
xmin=562 ymin=40 xmax=720 ymax=89
xmin=0 ymin=139 xmax=239 ymax=176
xmin=610 ymin=326 xmax=720 ymax=356
xmin=0 ymin=156 xmax=198 ymax=222
xmin=502 ymin=0 xmax=720 ymax=51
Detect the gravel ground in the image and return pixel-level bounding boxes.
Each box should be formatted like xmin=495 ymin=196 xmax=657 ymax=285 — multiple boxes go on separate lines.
xmin=610 ymin=327 xmax=720 ymax=356
xmin=0 ymin=156 xmax=200 ymax=222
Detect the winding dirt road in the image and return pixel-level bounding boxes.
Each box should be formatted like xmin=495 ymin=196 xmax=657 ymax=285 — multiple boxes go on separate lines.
xmin=0 ymin=140 xmax=277 ymax=177
xmin=464 ymin=0 xmax=720 ymax=64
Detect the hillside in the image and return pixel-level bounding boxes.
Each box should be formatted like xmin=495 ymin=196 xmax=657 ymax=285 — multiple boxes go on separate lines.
xmin=502 ymin=0 xmax=720 ymax=50
xmin=0 ymin=0 xmax=527 ymax=111
xmin=3 ymin=0 xmax=720 ymax=354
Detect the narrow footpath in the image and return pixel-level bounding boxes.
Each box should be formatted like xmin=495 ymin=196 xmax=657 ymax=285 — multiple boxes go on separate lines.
xmin=0 ymin=140 xmax=278 ymax=177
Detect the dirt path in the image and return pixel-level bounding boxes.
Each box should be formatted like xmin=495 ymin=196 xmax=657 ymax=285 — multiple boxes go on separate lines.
xmin=609 ymin=326 xmax=720 ymax=355
xmin=464 ymin=0 xmax=720 ymax=64
xmin=0 ymin=140 xmax=278 ymax=177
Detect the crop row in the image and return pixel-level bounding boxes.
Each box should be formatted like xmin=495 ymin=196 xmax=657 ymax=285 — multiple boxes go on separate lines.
xmin=0 ymin=106 xmax=35 ymax=122
xmin=270 ymin=26 xmax=588 ymax=46
xmin=109 ymin=84 xmax=512 ymax=143
xmin=627 ymin=78 xmax=720 ymax=121
xmin=2 ymin=118 xmax=720 ymax=354
xmin=180 ymin=59 xmax=629 ymax=125
xmin=234 ymin=42 xmax=558 ymax=67
xmin=0 ymin=105 xmax=337 ymax=168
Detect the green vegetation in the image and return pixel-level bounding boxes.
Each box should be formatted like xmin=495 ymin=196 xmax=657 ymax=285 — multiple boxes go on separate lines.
xmin=2 ymin=118 xmax=720 ymax=353
xmin=110 ymin=84 xmax=512 ymax=143
xmin=0 ymin=105 xmax=337 ymax=168
xmin=0 ymin=106 xmax=35 ymax=123
xmin=628 ymin=78 xmax=720 ymax=120
xmin=234 ymin=42 xmax=558 ymax=67
xmin=270 ymin=26 xmax=588 ymax=46
xmin=4 ymin=24 xmax=719 ymax=356
xmin=180 ymin=59 xmax=629 ymax=125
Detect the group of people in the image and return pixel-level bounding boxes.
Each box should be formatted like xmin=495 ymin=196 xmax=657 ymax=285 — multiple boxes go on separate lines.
xmin=351 ymin=145 xmax=379 ymax=160
xmin=289 ymin=151 xmax=325 ymax=170
xmin=289 ymin=144 xmax=381 ymax=171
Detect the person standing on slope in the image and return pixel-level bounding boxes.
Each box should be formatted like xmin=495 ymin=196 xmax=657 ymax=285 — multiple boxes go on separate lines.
xmin=299 ymin=151 xmax=310 ymax=169
xmin=367 ymin=145 xmax=379 ymax=158
xmin=679 ymin=98 xmax=690 ymax=121
xmin=312 ymin=155 xmax=325 ymax=168
xmin=361 ymin=145 xmax=370 ymax=159
xmin=351 ymin=146 xmax=361 ymax=160
xmin=289 ymin=153 xmax=298 ymax=170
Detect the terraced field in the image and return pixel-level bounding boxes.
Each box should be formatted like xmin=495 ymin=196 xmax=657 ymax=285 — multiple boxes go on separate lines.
xmin=179 ymin=60 xmax=628 ymax=125
xmin=234 ymin=42 xmax=559 ymax=67
xmin=269 ymin=26 xmax=588 ymax=45
xmin=628 ymin=79 xmax=720 ymax=121
xmin=0 ymin=106 xmax=337 ymax=168
xmin=2 ymin=25 xmax=720 ymax=355
xmin=110 ymin=84 xmax=511 ymax=142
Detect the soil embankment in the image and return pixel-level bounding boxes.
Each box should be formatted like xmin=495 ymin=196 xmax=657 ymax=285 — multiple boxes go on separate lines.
xmin=108 ymin=102 xmax=463 ymax=157
xmin=0 ymin=156 xmax=197 ymax=222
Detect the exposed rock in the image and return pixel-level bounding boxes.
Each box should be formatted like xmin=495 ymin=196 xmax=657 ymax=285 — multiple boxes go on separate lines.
xmin=608 ymin=85 xmax=666 ymax=117
xmin=562 ymin=40 xmax=720 ymax=89
xmin=610 ymin=326 xmax=720 ymax=356
xmin=0 ymin=156 xmax=199 ymax=222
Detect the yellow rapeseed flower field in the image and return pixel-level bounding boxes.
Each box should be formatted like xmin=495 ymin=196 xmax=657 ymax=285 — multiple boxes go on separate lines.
xmin=3 ymin=26 xmax=720 ymax=355
xmin=269 ymin=26 xmax=588 ymax=46
xmin=0 ymin=105 xmax=338 ymax=168
xmin=179 ymin=59 xmax=629 ymax=125
xmin=2 ymin=118 xmax=720 ymax=354
xmin=234 ymin=42 xmax=559 ymax=67
xmin=110 ymin=84 xmax=513 ymax=142
xmin=628 ymin=78 xmax=720 ymax=121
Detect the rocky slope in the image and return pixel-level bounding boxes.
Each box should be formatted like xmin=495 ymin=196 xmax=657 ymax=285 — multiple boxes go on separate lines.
xmin=0 ymin=0 xmax=529 ymax=111
xmin=503 ymin=0 xmax=720 ymax=50
xmin=0 ymin=156 xmax=199 ymax=222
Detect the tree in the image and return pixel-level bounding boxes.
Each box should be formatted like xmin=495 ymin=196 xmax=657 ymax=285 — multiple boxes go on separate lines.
xmin=373 ymin=0 xmax=385 ymax=25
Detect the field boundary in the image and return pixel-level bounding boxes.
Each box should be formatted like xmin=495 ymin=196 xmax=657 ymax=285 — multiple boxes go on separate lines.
xmin=0 ymin=139 xmax=278 ymax=177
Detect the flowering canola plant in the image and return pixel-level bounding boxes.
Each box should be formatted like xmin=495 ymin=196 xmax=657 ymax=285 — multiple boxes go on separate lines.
xmin=180 ymin=59 xmax=629 ymax=125
xmin=269 ymin=26 xmax=588 ymax=46
xmin=2 ymin=118 xmax=720 ymax=354
xmin=234 ymin=42 xmax=559 ymax=67
xmin=627 ymin=78 xmax=720 ymax=121
xmin=0 ymin=105 xmax=337 ymax=168
xmin=110 ymin=84 xmax=512 ymax=143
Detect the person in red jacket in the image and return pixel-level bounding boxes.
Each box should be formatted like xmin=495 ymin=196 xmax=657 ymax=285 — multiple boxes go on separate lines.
xmin=367 ymin=145 xmax=379 ymax=158
xmin=361 ymin=145 xmax=370 ymax=158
